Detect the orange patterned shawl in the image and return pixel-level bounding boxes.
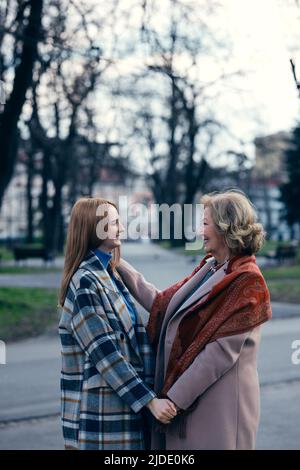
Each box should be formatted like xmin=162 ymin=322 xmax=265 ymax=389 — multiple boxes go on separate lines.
xmin=147 ymin=254 xmax=272 ymax=396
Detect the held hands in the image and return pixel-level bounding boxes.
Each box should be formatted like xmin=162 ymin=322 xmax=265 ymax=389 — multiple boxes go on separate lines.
xmin=146 ymin=397 xmax=177 ymax=424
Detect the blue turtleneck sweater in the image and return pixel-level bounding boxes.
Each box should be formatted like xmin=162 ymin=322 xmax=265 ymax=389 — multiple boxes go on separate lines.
xmin=92 ymin=248 xmax=136 ymax=326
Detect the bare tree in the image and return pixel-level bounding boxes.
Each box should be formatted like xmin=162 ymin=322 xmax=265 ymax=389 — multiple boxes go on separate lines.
xmin=0 ymin=0 xmax=43 ymax=209
xmin=135 ymin=2 xmax=242 ymax=202
xmin=115 ymin=0 xmax=243 ymax=244
xmin=290 ymin=58 xmax=300 ymax=98
xmin=23 ymin=0 xmax=122 ymax=253
xmin=28 ymin=55 xmax=105 ymax=252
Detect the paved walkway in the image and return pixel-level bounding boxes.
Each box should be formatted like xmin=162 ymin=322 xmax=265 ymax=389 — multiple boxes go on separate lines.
xmin=0 ymin=316 xmax=299 ymax=449
xmin=0 ymin=242 xmax=299 ymax=449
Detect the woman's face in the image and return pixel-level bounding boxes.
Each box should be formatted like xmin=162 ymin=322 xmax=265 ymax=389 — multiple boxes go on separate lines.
xmin=202 ymin=206 xmax=226 ymax=256
xmin=98 ymin=205 xmax=124 ymax=252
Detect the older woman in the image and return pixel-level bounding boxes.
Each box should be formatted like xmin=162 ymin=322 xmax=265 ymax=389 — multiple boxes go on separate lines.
xmin=117 ymin=190 xmax=272 ymax=450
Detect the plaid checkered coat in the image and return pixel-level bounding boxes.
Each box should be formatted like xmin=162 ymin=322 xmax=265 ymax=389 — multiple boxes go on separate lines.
xmin=59 ymin=250 xmax=156 ymax=450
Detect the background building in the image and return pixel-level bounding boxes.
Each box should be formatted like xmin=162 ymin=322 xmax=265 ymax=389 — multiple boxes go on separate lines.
xmin=250 ymin=131 xmax=299 ymax=241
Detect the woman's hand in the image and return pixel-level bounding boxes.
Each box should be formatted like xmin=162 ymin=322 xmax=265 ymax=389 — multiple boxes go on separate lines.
xmin=117 ymin=259 xmax=160 ymax=312
xmin=146 ymin=397 xmax=177 ymax=424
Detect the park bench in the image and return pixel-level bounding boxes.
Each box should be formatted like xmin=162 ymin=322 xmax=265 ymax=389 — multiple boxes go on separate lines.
xmin=13 ymin=246 xmax=54 ymax=263
xmin=275 ymin=245 xmax=297 ymax=262
xmin=266 ymin=244 xmax=298 ymax=264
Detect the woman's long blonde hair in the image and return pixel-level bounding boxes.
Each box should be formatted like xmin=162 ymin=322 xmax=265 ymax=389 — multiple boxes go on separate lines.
xmin=59 ymin=197 xmax=120 ymax=306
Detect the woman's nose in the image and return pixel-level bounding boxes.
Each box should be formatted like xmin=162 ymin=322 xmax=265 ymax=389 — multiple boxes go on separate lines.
xmin=119 ymin=222 xmax=125 ymax=233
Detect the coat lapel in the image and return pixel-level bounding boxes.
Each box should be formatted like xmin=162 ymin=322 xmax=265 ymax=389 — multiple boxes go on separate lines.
xmin=110 ymin=270 xmax=144 ymax=361
xmin=162 ymin=262 xmax=228 ymax=372
xmin=161 ymin=257 xmax=214 ymax=331
xmin=159 ymin=257 xmax=229 ymax=357
xmin=80 ymin=251 xmax=142 ymax=362
xmin=154 ymin=259 xmax=228 ymax=382
xmin=174 ymin=260 xmax=228 ymax=315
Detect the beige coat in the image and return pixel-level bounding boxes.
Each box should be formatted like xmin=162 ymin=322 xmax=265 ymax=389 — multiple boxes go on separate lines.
xmin=118 ymin=258 xmax=263 ymax=450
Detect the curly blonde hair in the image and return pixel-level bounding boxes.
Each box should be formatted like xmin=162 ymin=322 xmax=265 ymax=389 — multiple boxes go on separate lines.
xmin=201 ymin=190 xmax=266 ymax=256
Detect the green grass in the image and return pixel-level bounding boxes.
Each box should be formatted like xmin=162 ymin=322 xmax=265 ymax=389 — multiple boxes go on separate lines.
xmin=265 ymin=280 xmax=300 ymax=304
xmin=262 ymin=264 xmax=300 ymax=304
xmin=0 ymin=287 xmax=59 ymax=342
xmin=258 ymin=240 xmax=279 ymax=257
xmin=0 ymin=247 xmax=14 ymax=261
xmin=261 ymin=265 xmax=300 ymax=280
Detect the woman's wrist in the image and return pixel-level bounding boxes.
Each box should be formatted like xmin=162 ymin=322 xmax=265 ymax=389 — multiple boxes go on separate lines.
xmin=146 ymin=397 xmax=157 ymax=410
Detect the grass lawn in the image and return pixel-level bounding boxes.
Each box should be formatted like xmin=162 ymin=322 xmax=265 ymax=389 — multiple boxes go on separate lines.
xmin=261 ymin=265 xmax=300 ymax=280
xmin=262 ymin=265 xmax=300 ymax=304
xmin=263 ymin=280 xmax=300 ymax=304
xmin=0 ymin=247 xmax=14 ymax=261
xmin=0 ymin=287 xmax=59 ymax=342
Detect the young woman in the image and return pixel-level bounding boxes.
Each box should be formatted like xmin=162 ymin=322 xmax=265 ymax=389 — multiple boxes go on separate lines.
xmin=58 ymin=197 xmax=176 ymax=450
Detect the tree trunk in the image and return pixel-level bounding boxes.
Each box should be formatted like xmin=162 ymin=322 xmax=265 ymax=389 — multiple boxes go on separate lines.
xmin=0 ymin=0 xmax=43 ymax=208
xmin=50 ymin=182 xmax=63 ymax=255
xmin=26 ymin=151 xmax=34 ymax=243
xmin=40 ymin=150 xmax=51 ymax=250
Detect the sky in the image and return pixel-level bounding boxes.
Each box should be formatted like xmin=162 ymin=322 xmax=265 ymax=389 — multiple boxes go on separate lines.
xmin=17 ymin=0 xmax=300 ymax=166
xmin=94 ymin=0 xmax=300 ymax=164
xmin=218 ymin=0 xmax=299 ymax=138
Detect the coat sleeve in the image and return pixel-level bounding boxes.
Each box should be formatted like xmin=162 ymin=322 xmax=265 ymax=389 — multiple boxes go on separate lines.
xmin=70 ymin=275 xmax=156 ymax=413
xmin=166 ymin=330 xmax=252 ymax=410
xmin=117 ymin=258 xmax=160 ymax=312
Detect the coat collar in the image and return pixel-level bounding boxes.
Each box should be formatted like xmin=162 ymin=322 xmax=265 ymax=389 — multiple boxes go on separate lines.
xmin=92 ymin=248 xmax=112 ymax=270
xmin=160 ymin=257 xmax=215 ymax=335
xmin=79 ymin=250 xmax=142 ymax=361
xmin=174 ymin=259 xmax=228 ymax=315
xmin=165 ymin=257 xmax=214 ymax=319
xmin=80 ymin=250 xmax=117 ymax=293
